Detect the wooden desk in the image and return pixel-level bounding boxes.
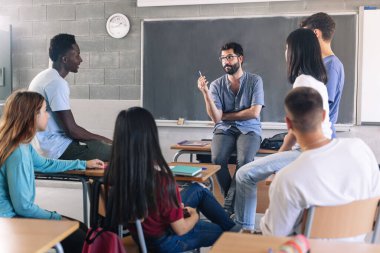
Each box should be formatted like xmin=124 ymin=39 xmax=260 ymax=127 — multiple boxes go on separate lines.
xmin=210 ymin=233 xmax=380 ymax=253
xmin=0 ymin=218 xmax=79 ymax=253
xmin=68 ymin=162 xmax=220 ymax=191
xmin=171 ymin=143 xmax=277 ymax=162
xmin=35 ymin=171 xmax=94 ymax=226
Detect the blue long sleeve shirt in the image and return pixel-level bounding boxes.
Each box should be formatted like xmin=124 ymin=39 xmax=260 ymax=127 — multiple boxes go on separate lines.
xmin=0 ymin=144 xmax=86 ymax=220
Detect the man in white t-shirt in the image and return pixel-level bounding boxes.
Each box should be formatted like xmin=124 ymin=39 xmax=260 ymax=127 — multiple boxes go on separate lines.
xmin=260 ymin=87 xmax=380 ymax=241
xmin=29 ymin=33 xmax=111 ymax=161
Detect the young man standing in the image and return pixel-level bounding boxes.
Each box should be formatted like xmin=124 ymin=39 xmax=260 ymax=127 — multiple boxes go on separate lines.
xmin=301 ymin=12 xmax=345 ymax=137
xmin=260 ymin=87 xmax=380 ymax=241
xmin=29 ymin=33 xmax=111 ymax=161
xmin=197 ymin=42 xmax=264 ymax=215
xmin=234 ymin=13 xmax=345 ymax=232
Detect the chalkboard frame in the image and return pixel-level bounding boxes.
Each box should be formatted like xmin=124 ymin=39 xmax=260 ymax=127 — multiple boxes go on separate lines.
xmin=141 ymin=13 xmax=358 ymax=127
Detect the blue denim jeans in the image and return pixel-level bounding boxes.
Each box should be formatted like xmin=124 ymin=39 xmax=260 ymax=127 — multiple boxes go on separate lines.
xmin=212 ymin=127 xmax=261 ymax=214
xmin=234 ymin=149 xmax=301 ymax=230
xmin=146 ymin=183 xmax=235 ymax=253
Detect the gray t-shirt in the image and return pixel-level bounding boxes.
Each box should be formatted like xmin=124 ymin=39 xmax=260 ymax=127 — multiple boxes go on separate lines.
xmin=209 ymin=72 xmax=264 ymax=136
xmin=29 ymin=68 xmax=72 ymax=159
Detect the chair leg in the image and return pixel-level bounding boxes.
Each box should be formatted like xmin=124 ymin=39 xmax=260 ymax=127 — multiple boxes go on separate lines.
xmin=136 ymin=220 xmax=148 ymax=253
xmin=53 ymin=243 xmax=64 ymax=253
xmin=371 ymin=200 xmax=380 ymax=243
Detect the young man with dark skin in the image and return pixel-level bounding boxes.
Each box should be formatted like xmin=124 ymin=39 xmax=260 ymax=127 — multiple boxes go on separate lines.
xmin=29 ymin=33 xmax=111 ymax=161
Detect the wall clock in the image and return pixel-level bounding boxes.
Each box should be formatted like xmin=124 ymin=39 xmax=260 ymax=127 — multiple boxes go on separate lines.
xmin=106 ymin=13 xmax=130 ymax=39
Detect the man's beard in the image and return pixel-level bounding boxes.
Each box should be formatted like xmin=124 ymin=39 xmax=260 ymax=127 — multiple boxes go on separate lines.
xmin=223 ymin=62 xmax=240 ymax=75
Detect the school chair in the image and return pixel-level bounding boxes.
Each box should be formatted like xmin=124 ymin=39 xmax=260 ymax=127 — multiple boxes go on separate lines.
xmin=302 ymin=196 xmax=380 ymax=243
xmin=94 ymin=180 xmax=201 ymax=253
xmin=90 ymin=180 xmax=147 ymax=253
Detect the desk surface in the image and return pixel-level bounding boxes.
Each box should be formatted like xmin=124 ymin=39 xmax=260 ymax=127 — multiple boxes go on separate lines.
xmin=171 ymin=143 xmax=277 ymax=154
xmin=66 ymin=162 xmax=220 ymax=183
xmin=0 ymin=218 xmax=79 ymax=253
xmin=210 ymin=233 xmax=380 ymax=253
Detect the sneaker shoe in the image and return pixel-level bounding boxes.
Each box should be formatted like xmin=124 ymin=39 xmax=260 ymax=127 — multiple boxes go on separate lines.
xmin=240 ymin=228 xmax=255 ymax=234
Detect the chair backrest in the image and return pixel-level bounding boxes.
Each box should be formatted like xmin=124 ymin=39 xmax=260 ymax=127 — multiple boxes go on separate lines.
xmin=302 ymin=196 xmax=380 ymax=243
xmin=91 ymin=180 xmax=148 ymax=253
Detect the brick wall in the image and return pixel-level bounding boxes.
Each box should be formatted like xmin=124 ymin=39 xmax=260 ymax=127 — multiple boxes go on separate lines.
xmin=1 ymin=0 xmax=380 ymax=100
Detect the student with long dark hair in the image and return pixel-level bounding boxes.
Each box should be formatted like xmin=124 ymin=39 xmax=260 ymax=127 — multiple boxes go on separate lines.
xmin=234 ymin=28 xmax=332 ymax=233
xmin=105 ymin=107 xmax=235 ymax=253
xmin=0 ymin=90 xmax=104 ymax=253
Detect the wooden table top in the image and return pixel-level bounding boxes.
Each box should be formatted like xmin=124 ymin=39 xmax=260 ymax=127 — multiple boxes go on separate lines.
xmin=170 ymin=162 xmax=220 ymax=182
xmin=65 ymin=162 xmax=220 ymax=183
xmin=210 ymin=233 xmax=380 ymax=253
xmin=0 ymin=218 xmax=79 ymax=253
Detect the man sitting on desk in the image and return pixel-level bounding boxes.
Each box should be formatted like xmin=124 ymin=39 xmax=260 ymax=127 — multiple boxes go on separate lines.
xmin=197 ymin=42 xmax=264 ymax=215
xmin=260 ymin=87 xmax=380 ymax=241
xmin=29 ymin=33 xmax=112 ymax=161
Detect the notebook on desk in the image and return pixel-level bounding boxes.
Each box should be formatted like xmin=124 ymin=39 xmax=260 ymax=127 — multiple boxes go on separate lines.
xmin=177 ymin=140 xmax=211 ymax=146
xmin=170 ymin=165 xmax=202 ymax=176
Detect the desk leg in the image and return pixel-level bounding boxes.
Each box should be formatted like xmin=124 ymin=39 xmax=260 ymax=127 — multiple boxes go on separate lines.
xmin=173 ymin=151 xmax=181 ymax=162
xmin=79 ymin=178 xmax=89 ymax=227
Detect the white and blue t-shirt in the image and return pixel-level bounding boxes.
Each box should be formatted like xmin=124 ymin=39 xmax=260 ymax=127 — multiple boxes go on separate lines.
xmin=29 ymin=68 xmax=73 ymax=159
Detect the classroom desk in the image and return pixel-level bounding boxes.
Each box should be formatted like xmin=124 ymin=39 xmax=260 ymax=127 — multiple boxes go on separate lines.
xmin=36 ymin=163 xmax=219 ymax=227
xmin=170 ymin=162 xmax=220 ymax=194
xmin=0 ymin=218 xmax=79 ymax=253
xmin=170 ymin=143 xmax=277 ymax=162
xmin=35 ymin=171 xmax=94 ymax=227
xmin=210 ymin=233 xmax=380 ymax=253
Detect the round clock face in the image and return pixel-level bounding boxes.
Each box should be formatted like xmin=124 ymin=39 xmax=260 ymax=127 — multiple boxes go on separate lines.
xmin=106 ymin=13 xmax=130 ymax=39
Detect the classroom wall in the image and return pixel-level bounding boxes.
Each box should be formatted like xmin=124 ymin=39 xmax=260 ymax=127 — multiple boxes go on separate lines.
xmin=1 ymin=0 xmax=380 ymax=161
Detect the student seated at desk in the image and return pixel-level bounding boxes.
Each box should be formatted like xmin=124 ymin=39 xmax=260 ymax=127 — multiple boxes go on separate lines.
xmin=0 ymin=91 xmax=104 ymax=253
xmin=104 ymin=107 xmax=235 ymax=253
xmin=235 ymin=28 xmax=333 ymax=232
xmin=260 ymin=87 xmax=380 ymax=241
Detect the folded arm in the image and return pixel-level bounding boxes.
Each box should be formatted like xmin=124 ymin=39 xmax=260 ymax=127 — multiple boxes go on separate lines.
xmin=222 ymin=104 xmax=262 ymax=121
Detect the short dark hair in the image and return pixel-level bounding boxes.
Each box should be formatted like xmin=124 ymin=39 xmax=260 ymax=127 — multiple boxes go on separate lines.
xmin=300 ymin=12 xmax=336 ymax=41
xmin=286 ymin=28 xmax=327 ymax=84
xmin=285 ymin=87 xmax=324 ymax=133
xmin=220 ymin=42 xmax=244 ymax=56
xmin=49 ymin=33 xmax=76 ymax=62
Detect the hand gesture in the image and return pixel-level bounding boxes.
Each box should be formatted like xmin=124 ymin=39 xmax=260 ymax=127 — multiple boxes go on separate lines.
xmin=197 ymin=75 xmax=209 ymax=94
xmin=86 ymin=159 xmax=105 ymax=169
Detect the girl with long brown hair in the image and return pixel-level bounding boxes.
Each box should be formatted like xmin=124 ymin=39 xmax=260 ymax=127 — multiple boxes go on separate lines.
xmin=0 ymin=90 xmax=104 ymax=253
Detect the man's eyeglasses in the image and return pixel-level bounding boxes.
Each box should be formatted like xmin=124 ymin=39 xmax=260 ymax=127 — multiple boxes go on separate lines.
xmin=219 ymin=54 xmax=240 ymax=62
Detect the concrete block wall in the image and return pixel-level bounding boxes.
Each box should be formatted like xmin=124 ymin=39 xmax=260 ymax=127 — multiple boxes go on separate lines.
xmin=1 ymin=0 xmax=380 ymax=100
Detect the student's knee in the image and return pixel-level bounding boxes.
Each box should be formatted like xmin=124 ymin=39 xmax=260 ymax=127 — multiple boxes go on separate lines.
xmin=236 ymin=167 xmax=249 ymax=184
xmin=212 ymin=153 xmax=229 ymax=166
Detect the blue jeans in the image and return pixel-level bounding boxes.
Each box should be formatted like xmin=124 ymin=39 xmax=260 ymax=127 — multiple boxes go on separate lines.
xmin=234 ymin=149 xmax=301 ymax=230
xmin=146 ymin=183 xmax=235 ymax=253
xmin=212 ymin=127 xmax=261 ymax=213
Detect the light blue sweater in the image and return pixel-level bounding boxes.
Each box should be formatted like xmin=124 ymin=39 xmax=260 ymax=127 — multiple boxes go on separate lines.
xmin=0 ymin=144 xmax=86 ymax=220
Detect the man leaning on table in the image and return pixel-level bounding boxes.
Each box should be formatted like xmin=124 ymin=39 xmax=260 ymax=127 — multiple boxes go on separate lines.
xmin=260 ymin=87 xmax=380 ymax=242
